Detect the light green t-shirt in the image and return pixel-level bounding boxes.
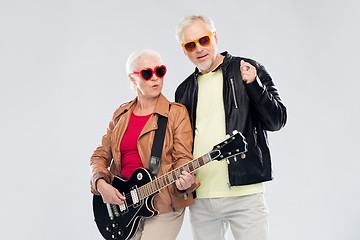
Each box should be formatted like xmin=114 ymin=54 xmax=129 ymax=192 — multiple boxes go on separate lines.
xmin=193 ymin=68 xmax=264 ymax=198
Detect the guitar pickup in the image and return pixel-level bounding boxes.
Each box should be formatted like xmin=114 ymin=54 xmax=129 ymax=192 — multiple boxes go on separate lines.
xmin=130 ymin=187 xmax=141 ymax=207
xmin=118 ymin=193 xmax=128 ymax=215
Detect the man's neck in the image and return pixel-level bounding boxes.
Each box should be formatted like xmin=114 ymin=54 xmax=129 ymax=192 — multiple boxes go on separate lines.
xmin=199 ymin=53 xmax=225 ymax=75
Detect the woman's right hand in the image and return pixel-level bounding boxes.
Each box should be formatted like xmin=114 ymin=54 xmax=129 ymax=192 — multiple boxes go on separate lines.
xmin=96 ymin=179 xmax=126 ymax=205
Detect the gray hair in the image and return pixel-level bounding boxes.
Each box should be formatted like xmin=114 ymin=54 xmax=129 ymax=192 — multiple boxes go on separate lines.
xmin=175 ymin=15 xmax=216 ymax=43
xmin=126 ymin=48 xmax=163 ymax=75
xmin=126 ymin=49 xmax=163 ymax=92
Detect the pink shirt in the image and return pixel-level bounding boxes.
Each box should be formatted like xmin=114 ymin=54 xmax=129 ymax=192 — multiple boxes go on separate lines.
xmin=120 ymin=112 xmax=152 ymax=179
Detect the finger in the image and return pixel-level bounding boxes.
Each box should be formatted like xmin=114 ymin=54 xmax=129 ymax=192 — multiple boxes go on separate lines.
xmin=240 ymin=60 xmax=249 ymax=71
xmin=181 ymin=171 xmax=194 ymax=183
xmin=242 ymin=65 xmax=250 ymax=72
xmin=240 ymin=60 xmax=245 ymax=68
xmin=175 ymin=179 xmax=184 ymax=190
xmin=178 ymin=172 xmax=187 ymax=182
xmin=240 ymin=60 xmax=253 ymax=72
xmin=115 ymin=196 xmax=125 ymax=205
xmin=188 ymin=175 xmax=195 ymax=184
xmin=116 ymin=191 xmax=126 ymax=201
xmin=182 ymin=176 xmax=193 ymax=188
xmin=179 ymin=177 xmax=185 ymax=186
xmin=182 ymin=171 xmax=193 ymax=178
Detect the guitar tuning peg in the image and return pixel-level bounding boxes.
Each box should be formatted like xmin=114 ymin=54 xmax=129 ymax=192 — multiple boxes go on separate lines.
xmin=232 ymin=130 xmax=238 ymax=135
xmin=225 ymin=134 xmax=230 ymax=139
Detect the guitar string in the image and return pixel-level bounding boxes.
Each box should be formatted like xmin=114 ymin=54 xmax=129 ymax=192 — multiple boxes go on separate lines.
xmin=117 ymin=155 xmax=209 ymax=209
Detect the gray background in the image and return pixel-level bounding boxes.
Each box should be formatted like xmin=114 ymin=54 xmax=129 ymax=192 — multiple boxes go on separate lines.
xmin=1 ymin=0 xmax=359 ymax=239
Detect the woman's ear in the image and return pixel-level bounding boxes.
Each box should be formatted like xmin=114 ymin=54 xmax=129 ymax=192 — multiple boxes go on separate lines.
xmin=129 ymin=73 xmax=137 ymax=86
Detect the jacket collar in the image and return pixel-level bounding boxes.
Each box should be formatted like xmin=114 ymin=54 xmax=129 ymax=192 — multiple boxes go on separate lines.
xmin=193 ymin=51 xmax=231 ymax=76
xmin=115 ymin=93 xmax=170 ymax=119
xmin=153 ymin=93 xmax=170 ymax=117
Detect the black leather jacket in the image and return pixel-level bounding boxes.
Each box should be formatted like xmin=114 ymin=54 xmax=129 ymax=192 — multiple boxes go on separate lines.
xmin=175 ymin=52 xmax=287 ymax=186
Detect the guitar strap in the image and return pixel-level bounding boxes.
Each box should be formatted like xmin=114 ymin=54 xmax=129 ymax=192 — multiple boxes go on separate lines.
xmin=148 ymin=104 xmax=170 ymax=177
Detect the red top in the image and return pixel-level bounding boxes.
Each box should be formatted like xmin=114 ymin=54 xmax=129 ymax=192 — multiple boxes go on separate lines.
xmin=120 ymin=112 xmax=152 ymax=179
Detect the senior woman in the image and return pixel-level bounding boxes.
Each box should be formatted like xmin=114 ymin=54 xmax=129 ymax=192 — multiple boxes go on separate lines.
xmin=90 ymin=49 xmax=198 ymax=240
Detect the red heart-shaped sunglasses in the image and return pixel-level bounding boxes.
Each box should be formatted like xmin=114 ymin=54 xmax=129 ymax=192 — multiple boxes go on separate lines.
xmin=133 ymin=65 xmax=167 ymax=81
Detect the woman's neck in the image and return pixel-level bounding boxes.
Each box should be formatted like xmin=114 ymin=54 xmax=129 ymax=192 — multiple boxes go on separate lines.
xmin=133 ymin=95 xmax=158 ymax=116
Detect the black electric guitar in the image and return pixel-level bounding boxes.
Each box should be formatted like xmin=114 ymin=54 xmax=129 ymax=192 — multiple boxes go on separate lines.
xmin=93 ymin=130 xmax=247 ymax=240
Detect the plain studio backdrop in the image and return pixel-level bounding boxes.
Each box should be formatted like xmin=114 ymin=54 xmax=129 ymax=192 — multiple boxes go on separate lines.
xmin=1 ymin=0 xmax=359 ymax=239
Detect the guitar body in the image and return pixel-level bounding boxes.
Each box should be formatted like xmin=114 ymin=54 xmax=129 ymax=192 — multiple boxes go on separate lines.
xmin=93 ymin=168 xmax=159 ymax=240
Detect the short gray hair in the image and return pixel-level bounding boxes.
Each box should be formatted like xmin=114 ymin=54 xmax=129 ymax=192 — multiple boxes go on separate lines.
xmin=175 ymin=15 xmax=216 ymax=43
xmin=126 ymin=48 xmax=163 ymax=75
xmin=126 ymin=49 xmax=163 ymax=92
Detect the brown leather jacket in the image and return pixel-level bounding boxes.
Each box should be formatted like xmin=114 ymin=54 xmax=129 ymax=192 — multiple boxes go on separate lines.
xmin=90 ymin=94 xmax=199 ymax=214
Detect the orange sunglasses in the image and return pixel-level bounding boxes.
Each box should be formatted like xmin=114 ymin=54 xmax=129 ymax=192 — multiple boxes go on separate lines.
xmin=181 ymin=33 xmax=213 ymax=52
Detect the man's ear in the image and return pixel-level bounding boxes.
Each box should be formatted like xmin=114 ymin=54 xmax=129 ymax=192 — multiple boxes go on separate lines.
xmin=214 ymin=31 xmax=219 ymax=44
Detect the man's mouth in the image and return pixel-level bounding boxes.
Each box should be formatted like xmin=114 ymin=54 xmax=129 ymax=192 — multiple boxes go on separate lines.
xmin=197 ymin=54 xmax=208 ymax=60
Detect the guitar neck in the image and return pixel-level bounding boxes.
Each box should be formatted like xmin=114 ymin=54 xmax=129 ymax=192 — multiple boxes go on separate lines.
xmin=137 ymin=152 xmax=214 ymax=199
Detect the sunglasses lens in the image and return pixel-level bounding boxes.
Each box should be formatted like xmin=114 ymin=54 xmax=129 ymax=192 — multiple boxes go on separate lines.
xmin=198 ymin=36 xmax=210 ymax=47
xmin=141 ymin=69 xmax=153 ymax=80
xmin=155 ymin=66 xmax=166 ymax=78
xmin=184 ymin=42 xmax=196 ymax=52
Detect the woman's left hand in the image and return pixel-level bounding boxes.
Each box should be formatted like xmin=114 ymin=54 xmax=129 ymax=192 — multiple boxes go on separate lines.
xmin=175 ymin=171 xmax=195 ymax=191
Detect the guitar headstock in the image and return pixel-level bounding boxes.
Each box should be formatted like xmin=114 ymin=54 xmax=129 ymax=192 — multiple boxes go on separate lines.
xmin=210 ymin=130 xmax=248 ymax=161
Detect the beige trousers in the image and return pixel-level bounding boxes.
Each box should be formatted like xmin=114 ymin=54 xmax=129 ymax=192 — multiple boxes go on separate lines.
xmin=132 ymin=208 xmax=185 ymax=240
xmin=189 ymin=193 xmax=269 ymax=240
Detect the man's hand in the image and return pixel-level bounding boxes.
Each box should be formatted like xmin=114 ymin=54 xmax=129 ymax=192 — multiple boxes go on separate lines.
xmin=175 ymin=171 xmax=195 ymax=191
xmin=240 ymin=60 xmax=257 ymax=84
xmin=97 ymin=179 xmax=125 ymax=205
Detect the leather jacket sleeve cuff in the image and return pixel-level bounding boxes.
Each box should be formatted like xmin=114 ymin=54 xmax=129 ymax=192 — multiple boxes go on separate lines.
xmin=91 ymin=172 xmax=111 ymax=195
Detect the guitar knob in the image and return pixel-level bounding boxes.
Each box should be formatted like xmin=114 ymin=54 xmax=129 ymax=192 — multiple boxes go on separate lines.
xmin=105 ymin=225 xmax=112 ymax=232
xmin=118 ymin=229 xmax=124 ymax=236
xmin=111 ymin=233 xmax=118 ymax=239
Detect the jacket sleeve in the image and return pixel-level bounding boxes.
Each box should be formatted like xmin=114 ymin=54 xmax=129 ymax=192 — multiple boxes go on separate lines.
xmin=243 ymin=59 xmax=287 ymax=131
xmin=169 ymin=104 xmax=199 ymax=195
xmin=89 ymin=116 xmax=116 ymax=195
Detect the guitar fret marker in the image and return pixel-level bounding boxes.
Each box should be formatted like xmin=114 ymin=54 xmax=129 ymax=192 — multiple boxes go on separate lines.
xmin=159 ymin=178 xmax=164 ymax=187
xmin=169 ymin=173 xmax=173 ymax=182
xmin=193 ymin=160 xmax=199 ymax=169
xmin=175 ymin=169 xmax=181 ymax=178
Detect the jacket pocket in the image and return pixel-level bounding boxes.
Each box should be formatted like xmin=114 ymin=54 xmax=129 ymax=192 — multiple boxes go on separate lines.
xmin=253 ymin=127 xmax=263 ymax=167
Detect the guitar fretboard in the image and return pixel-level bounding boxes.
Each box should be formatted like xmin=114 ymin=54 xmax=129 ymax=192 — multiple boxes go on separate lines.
xmin=137 ymin=152 xmax=212 ymax=199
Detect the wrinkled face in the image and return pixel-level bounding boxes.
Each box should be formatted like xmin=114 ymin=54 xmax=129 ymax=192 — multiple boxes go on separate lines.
xmin=130 ymin=54 xmax=163 ymax=99
xmin=181 ymin=19 xmax=219 ymax=72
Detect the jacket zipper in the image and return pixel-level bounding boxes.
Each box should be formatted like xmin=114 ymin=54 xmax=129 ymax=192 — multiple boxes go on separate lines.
xmin=229 ymin=78 xmax=239 ymax=109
